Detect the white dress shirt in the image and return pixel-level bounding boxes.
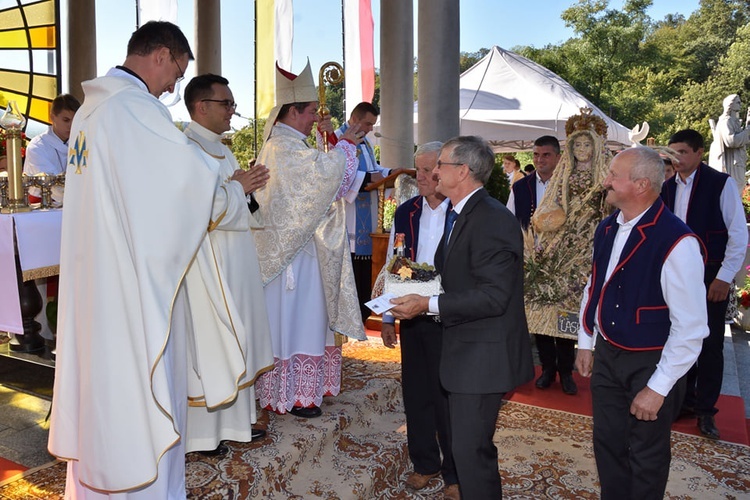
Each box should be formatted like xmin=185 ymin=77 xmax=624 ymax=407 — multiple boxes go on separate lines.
xmin=578 ymin=206 xmax=709 ymax=396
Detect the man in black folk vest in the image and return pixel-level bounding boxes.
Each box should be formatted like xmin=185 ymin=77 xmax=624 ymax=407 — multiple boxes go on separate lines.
xmin=662 ymin=129 xmax=748 ymax=440
xmin=577 ymin=147 xmax=709 ymax=499
xmin=380 ymin=142 xmax=458 ymax=499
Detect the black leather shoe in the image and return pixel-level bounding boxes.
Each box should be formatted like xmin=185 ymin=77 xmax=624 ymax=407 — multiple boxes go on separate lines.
xmin=560 ymin=373 xmax=578 ymax=395
xmin=535 ymin=370 xmax=555 ymax=389
xmin=198 ymin=442 xmax=229 ymax=457
xmin=289 ymin=405 xmax=322 ymax=418
xmin=697 ymin=415 xmax=720 ymax=440
xmin=251 ymin=427 xmax=267 ymax=440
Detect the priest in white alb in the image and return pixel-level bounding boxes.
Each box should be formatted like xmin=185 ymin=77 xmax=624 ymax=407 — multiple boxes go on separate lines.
xmin=182 ymin=73 xmax=274 ymax=454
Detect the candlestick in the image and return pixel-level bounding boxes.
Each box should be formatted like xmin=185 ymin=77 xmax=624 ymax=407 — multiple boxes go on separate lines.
xmin=0 ymin=101 xmax=30 ymax=213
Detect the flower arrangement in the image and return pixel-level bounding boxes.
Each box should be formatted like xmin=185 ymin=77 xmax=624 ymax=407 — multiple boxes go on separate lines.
xmin=741 ymin=185 xmax=750 ymax=223
xmin=383 ymin=196 xmax=397 ymax=231
xmin=738 ymin=266 xmax=750 ymax=308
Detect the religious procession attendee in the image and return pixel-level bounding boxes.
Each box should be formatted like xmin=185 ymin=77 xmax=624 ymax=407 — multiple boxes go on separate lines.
xmin=505 ymin=136 xmax=559 ymax=229
xmin=708 ymin=94 xmax=750 ymax=192
xmin=253 ymin=62 xmax=367 ymax=419
xmin=577 ymin=146 xmax=709 ymax=499
xmin=391 ymin=136 xmax=534 ymax=499
xmin=182 ymin=73 xmax=274 ymax=455
xmin=380 ymin=142 xmax=458 ymax=499
xmin=48 ymin=21 xmax=245 ymax=498
xmin=502 ymin=154 xmax=525 ymax=186
xmin=525 ymin=113 xmax=613 ymax=396
xmin=524 ymin=163 xmax=535 ymax=174
xmin=663 ymin=129 xmax=748 ymax=440
xmin=336 ymin=102 xmax=395 ymax=322
xmin=506 ymin=135 xmax=579 ymax=394
xmin=23 ymin=93 xmax=81 ymax=205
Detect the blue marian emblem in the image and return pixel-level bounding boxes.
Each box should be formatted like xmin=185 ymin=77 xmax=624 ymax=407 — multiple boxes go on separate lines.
xmin=69 ymin=130 xmax=88 ymax=174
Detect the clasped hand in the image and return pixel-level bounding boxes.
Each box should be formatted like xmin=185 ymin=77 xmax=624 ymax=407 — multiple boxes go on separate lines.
xmin=231 ymin=162 xmax=269 ymax=195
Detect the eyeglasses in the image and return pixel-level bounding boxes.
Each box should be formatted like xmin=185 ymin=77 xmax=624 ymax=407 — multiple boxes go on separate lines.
xmin=436 ymin=160 xmax=465 ymax=168
xmin=201 ymin=99 xmax=238 ymax=111
xmin=170 ymin=52 xmax=185 ymax=84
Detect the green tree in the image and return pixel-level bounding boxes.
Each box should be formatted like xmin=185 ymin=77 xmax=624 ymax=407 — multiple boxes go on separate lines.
xmin=230 ymin=119 xmax=266 ymax=167
xmin=324 ymin=80 xmax=344 ymax=123
xmin=485 ymin=155 xmax=511 ymax=204
xmin=459 ymin=48 xmax=490 ymax=73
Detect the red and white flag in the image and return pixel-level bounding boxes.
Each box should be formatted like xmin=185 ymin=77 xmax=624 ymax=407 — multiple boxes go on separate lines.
xmin=344 ymin=0 xmax=375 ymax=118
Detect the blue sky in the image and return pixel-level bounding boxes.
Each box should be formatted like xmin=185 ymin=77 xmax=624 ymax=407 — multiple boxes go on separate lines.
xmin=80 ymin=0 xmax=701 ymax=125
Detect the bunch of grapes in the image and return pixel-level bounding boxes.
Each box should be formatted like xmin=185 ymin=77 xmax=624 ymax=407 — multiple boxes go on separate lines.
xmin=410 ymin=268 xmax=438 ymax=282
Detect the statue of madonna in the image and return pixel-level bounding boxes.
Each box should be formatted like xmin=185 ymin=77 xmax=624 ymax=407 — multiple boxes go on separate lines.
xmin=524 ymin=108 xmax=613 ymax=340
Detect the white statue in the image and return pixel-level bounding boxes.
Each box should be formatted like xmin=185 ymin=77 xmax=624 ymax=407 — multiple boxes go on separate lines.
xmin=709 ymin=94 xmax=750 ymax=192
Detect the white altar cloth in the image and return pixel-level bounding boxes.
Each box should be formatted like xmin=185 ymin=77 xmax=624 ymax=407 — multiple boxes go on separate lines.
xmin=0 ymin=209 xmax=62 ymax=334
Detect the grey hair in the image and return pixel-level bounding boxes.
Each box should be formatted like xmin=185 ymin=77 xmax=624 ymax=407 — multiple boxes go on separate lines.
xmin=442 ymin=136 xmax=495 ymax=184
xmin=414 ymin=141 xmax=443 ymax=159
xmin=627 ymin=146 xmax=665 ymax=193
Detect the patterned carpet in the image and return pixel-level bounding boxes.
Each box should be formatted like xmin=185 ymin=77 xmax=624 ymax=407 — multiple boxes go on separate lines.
xmin=1 ymin=338 xmax=748 ymax=499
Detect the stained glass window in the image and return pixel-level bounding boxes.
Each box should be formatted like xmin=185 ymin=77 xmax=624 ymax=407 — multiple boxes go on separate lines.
xmin=0 ymin=0 xmax=61 ymax=132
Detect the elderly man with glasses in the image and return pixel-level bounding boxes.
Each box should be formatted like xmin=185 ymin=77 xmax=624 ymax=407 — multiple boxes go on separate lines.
xmin=391 ymin=136 xmax=534 ymax=499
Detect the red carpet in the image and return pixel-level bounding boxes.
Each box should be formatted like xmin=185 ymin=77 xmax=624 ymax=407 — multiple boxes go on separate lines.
xmin=0 ymin=457 xmax=26 ymax=483
xmin=507 ymin=366 xmax=750 ymax=446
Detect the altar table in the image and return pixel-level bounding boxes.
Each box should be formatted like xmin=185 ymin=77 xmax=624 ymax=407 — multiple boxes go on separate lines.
xmin=0 ymin=210 xmax=62 ymax=335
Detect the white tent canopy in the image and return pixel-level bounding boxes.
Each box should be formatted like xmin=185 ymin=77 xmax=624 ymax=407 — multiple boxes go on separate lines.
xmin=378 ymin=46 xmax=633 ymax=152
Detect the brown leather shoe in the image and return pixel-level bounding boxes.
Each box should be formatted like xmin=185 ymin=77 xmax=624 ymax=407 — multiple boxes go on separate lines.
xmin=443 ymin=483 xmax=461 ymax=499
xmin=405 ymin=471 xmax=440 ymax=490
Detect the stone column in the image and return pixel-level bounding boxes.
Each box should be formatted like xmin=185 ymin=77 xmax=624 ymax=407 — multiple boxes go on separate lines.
xmin=379 ymin=0 xmax=414 ymax=170
xmin=194 ymin=0 xmax=221 ymax=75
xmin=417 ymin=0 xmax=460 ymax=144
xmin=67 ymin=0 xmax=96 ymax=102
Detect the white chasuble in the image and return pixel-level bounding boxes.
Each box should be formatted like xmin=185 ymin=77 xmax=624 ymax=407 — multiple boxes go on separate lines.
xmin=48 ymin=74 xmax=226 ymax=496
xmin=182 ymin=122 xmax=274 ymax=452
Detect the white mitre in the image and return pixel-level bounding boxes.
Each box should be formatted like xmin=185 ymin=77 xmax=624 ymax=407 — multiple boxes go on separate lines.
xmin=263 ymin=60 xmax=318 ymax=142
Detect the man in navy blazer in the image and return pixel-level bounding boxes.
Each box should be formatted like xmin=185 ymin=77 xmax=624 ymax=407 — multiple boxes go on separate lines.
xmin=391 ymin=136 xmax=534 ymax=499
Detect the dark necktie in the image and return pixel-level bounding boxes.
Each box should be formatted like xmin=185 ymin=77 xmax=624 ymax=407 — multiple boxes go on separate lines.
xmin=444 ymin=209 xmax=458 ymax=246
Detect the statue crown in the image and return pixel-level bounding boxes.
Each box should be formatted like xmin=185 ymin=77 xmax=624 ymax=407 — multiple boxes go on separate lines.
xmin=565 ymin=107 xmax=608 ymax=138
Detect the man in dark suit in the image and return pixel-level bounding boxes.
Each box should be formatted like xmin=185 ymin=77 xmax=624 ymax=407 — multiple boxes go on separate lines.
xmin=507 ymin=135 xmax=578 ymax=395
xmin=391 ymin=135 xmax=534 ymax=499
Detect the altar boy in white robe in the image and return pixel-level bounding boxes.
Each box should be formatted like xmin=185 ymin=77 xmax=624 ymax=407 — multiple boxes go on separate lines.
xmin=49 ymin=22 xmax=250 ymax=499
xmin=182 ymin=74 xmax=274 ymax=454
xmin=253 ymin=62 xmax=367 ymax=418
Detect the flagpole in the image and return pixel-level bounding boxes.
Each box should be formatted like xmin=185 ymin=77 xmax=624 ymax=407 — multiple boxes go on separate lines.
xmin=135 ymin=0 xmax=140 ymax=29
xmin=341 ymin=0 xmax=346 ymax=117
xmin=253 ymin=0 xmax=258 ymax=156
